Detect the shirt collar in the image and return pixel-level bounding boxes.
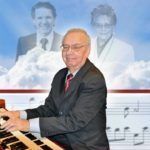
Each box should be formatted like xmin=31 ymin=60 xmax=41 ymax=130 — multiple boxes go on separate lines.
xmin=36 ymin=30 xmax=54 ymax=47
xmin=67 ymin=69 xmax=79 ymax=78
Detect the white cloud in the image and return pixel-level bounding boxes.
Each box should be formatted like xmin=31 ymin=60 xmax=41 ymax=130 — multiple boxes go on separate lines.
xmin=110 ymin=61 xmax=150 ymax=89
xmin=0 ymin=48 xmax=149 ymax=89
xmin=0 ymin=65 xmax=8 ymax=76
xmin=0 ymin=47 xmax=65 ymax=89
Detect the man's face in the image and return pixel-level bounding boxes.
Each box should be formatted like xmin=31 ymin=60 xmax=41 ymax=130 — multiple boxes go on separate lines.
xmin=62 ymin=32 xmax=90 ymax=72
xmin=33 ymin=8 xmax=55 ymax=36
xmin=92 ymin=15 xmax=114 ymax=42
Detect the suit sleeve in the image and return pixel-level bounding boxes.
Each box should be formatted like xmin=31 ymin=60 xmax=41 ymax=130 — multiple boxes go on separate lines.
xmin=25 ymin=69 xmax=66 ymax=119
xmin=39 ymin=74 xmax=107 ymax=137
xmin=26 ymin=87 xmax=57 ymax=119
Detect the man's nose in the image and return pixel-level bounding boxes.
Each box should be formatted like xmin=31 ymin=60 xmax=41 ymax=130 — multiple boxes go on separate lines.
xmin=98 ymin=25 xmax=107 ymax=31
xmin=66 ymin=46 xmax=73 ymax=54
xmin=41 ymin=18 xmax=47 ymax=24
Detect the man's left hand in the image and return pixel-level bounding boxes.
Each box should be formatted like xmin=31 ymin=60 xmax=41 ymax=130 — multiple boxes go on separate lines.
xmin=1 ymin=118 xmax=29 ymax=132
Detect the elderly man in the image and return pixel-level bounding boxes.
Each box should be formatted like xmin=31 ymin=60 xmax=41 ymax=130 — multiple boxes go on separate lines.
xmin=16 ymin=1 xmax=62 ymax=61
xmin=1 ymin=28 xmax=109 ymax=150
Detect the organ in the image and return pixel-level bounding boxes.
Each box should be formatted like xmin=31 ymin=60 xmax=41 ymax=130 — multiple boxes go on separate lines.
xmin=0 ymin=99 xmax=64 ymax=150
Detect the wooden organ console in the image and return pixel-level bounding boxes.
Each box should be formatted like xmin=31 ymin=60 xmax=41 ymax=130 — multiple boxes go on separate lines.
xmin=0 ymin=99 xmax=64 ymax=150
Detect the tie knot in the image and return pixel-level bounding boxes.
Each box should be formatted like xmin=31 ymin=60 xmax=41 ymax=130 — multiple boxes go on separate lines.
xmin=67 ymin=73 xmax=73 ymax=81
xmin=40 ymin=38 xmax=48 ymax=50
xmin=65 ymin=73 xmax=73 ymax=92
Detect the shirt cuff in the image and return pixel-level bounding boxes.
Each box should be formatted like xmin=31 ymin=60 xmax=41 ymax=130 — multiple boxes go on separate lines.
xmin=29 ymin=118 xmax=40 ymax=133
xmin=20 ymin=110 xmax=27 ymax=119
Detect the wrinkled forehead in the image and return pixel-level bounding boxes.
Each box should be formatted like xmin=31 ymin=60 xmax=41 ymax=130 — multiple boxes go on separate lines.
xmin=63 ymin=32 xmax=88 ymax=44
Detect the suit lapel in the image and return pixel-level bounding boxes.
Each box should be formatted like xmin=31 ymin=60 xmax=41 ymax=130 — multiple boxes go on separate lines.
xmin=51 ymin=32 xmax=56 ymax=51
xmin=51 ymin=32 xmax=61 ymax=51
xmin=64 ymin=59 xmax=92 ymax=98
xmin=54 ymin=68 xmax=67 ymax=109
xmin=59 ymin=68 xmax=68 ymax=95
xmin=30 ymin=33 xmax=36 ymax=48
xmin=99 ymin=37 xmax=114 ymax=64
xmin=57 ymin=59 xmax=92 ymax=112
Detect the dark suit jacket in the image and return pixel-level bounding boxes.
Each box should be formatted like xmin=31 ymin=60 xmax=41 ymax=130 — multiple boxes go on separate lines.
xmin=26 ymin=59 xmax=109 ymax=150
xmin=16 ymin=32 xmax=62 ymax=61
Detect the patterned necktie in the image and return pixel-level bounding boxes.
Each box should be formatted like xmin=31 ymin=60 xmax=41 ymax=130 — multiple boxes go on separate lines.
xmin=40 ymin=38 xmax=48 ymax=50
xmin=65 ymin=73 xmax=73 ymax=92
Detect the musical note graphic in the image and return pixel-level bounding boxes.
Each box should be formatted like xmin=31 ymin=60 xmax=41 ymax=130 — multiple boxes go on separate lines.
xmin=124 ymin=107 xmax=129 ymax=118
xmin=106 ymin=94 xmax=150 ymax=150
xmin=107 ymin=101 xmax=150 ymax=118
xmin=133 ymin=127 xmax=149 ymax=145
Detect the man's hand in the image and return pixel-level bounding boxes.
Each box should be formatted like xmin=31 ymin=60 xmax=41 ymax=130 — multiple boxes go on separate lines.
xmin=0 ymin=110 xmax=20 ymax=120
xmin=0 ymin=110 xmax=30 ymax=132
xmin=1 ymin=118 xmax=29 ymax=132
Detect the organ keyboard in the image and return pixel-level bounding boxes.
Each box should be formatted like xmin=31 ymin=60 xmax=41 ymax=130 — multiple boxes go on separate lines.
xmin=0 ymin=108 xmax=63 ymax=150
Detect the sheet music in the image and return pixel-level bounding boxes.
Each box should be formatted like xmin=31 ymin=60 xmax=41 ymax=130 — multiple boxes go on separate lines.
xmin=0 ymin=92 xmax=149 ymax=149
xmin=107 ymin=94 xmax=150 ymax=150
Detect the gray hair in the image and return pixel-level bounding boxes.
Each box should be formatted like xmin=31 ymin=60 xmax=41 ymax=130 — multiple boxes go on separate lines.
xmin=91 ymin=4 xmax=117 ymax=25
xmin=62 ymin=28 xmax=91 ymax=45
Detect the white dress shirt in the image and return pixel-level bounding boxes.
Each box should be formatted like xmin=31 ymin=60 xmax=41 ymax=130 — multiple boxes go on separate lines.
xmin=36 ymin=31 xmax=54 ymax=51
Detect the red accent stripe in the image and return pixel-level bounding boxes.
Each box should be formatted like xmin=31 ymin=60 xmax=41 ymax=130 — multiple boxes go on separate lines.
xmin=0 ymin=89 xmax=150 ymax=93
xmin=108 ymin=89 xmax=150 ymax=93
xmin=0 ymin=89 xmax=49 ymax=93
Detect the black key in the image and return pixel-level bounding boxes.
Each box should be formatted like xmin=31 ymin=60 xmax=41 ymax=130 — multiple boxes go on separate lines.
xmin=25 ymin=133 xmax=37 ymax=140
xmin=2 ymin=136 xmax=19 ymax=145
xmin=34 ymin=139 xmax=44 ymax=145
xmin=41 ymin=145 xmax=53 ymax=150
xmin=2 ymin=116 xmax=9 ymax=121
xmin=1 ymin=143 xmax=9 ymax=149
xmin=0 ymin=127 xmax=4 ymax=131
xmin=0 ymin=130 xmax=13 ymax=138
xmin=21 ymin=131 xmax=29 ymax=134
xmin=10 ymin=141 xmax=28 ymax=150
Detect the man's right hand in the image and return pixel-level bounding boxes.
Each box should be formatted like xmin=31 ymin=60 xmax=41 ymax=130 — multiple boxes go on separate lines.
xmin=0 ymin=109 xmax=20 ymax=120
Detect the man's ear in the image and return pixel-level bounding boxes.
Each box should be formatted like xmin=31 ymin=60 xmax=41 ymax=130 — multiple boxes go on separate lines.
xmin=86 ymin=46 xmax=91 ymax=57
xmin=52 ymin=19 xmax=56 ymax=27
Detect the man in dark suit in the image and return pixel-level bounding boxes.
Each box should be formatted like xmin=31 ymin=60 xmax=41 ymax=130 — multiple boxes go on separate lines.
xmin=16 ymin=1 xmax=62 ymax=61
xmin=1 ymin=28 xmax=109 ymax=150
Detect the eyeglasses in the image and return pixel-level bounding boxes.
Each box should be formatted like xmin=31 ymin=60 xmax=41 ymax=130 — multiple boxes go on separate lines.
xmin=61 ymin=43 xmax=88 ymax=52
xmin=93 ymin=23 xmax=113 ymax=29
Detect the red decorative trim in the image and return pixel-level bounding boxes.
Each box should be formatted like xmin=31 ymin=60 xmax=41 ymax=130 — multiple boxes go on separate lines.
xmin=0 ymin=89 xmax=49 ymax=93
xmin=0 ymin=89 xmax=150 ymax=94
xmin=108 ymin=89 xmax=150 ymax=93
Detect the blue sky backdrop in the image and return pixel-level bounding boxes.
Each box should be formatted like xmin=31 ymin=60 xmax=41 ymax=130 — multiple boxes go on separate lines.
xmin=0 ymin=0 xmax=150 ymax=68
